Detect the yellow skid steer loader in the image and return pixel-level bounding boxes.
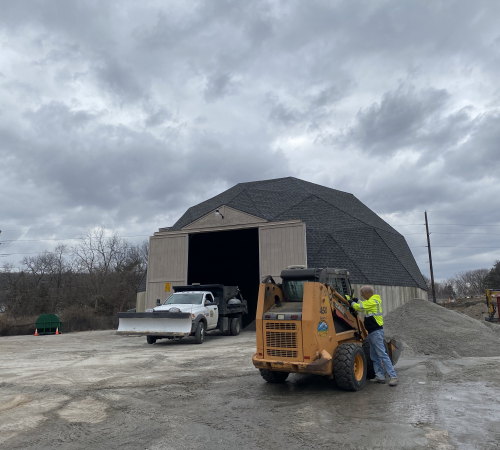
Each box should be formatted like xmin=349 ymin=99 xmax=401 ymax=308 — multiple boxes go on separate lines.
xmin=252 ymin=267 xmax=402 ymax=391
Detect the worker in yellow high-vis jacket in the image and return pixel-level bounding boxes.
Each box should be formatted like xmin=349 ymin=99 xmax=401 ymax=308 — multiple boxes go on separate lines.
xmin=348 ymin=285 xmax=398 ymax=386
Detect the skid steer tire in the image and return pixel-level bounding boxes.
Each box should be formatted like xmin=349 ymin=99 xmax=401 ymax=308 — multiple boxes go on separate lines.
xmin=194 ymin=322 xmax=205 ymax=344
xmin=333 ymin=343 xmax=367 ymax=391
xmin=362 ymin=339 xmax=375 ymax=380
xmin=260 ymin=369 xmax=289 ymax=383
xmin=147 ymin=335 xmax=156 ymax=345
xmin=230 ymin=317 xmax=241 ymax=336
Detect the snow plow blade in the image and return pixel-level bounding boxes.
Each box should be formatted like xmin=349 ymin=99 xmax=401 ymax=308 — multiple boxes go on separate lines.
xmin=117 ymin=312 xmax=192 ymax=336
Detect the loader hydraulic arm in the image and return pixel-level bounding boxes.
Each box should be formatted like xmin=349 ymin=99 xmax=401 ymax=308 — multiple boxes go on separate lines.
xmin=327 ymin=286 xmax=368 ymax=339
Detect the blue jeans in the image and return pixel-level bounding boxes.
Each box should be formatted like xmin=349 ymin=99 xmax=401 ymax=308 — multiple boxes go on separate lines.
xmin=368 ymin=328 xmax=397 ymax=379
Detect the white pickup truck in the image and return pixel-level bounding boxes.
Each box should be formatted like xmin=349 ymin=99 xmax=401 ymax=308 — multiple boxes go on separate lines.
xmin=117 ymin=284 xmax=248 ymax=344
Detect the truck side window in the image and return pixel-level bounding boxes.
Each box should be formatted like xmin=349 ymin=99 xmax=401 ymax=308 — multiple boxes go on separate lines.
xmin=205 ymin=294 xmax=214 ymax=304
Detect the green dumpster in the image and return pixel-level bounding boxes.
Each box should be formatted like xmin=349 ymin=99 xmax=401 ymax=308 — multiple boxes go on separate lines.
xmin=35 ymin=314 xmax=62 ymax=335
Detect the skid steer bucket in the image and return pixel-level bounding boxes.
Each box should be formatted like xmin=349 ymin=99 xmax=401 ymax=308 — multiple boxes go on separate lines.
xmin=384 ymin=338 xmax=403 ymax=366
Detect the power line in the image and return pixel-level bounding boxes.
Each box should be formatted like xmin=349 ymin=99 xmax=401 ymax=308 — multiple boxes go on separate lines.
xmin=1 ymin=221 xmax=169 ymax=232
xmin=423 ymin=210 xmax=486 ymax=212
xmin=4 ymin=231 xmax=499 ymax=242
xmin=404 ymin=232 xmax=500 ymax=235
xmin=423 ymin=224 xmax=500 ymax=227
xmin=411 ymin=246 xmax=500 ymax=249
xmin=1 ymin=239 xmax=82 ymax=243
xmin=432 ymin=232 xmax=500 ymax=235
xmin=395 ymin=223 xmax=500 ymax=227
xmin=0 ymin=234 xmax=150 ymax=243
xmin=1 ymin=252 xmax=59 ymax=256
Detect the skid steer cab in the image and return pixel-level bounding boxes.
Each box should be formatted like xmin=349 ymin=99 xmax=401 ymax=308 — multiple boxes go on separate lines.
xmin=252 ymin=267 xmax=401 ymax=391
xmin=117 ymin=285 xmax=248 ymax=345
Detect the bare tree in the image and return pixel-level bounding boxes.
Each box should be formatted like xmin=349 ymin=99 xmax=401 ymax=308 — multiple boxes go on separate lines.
xmin=73 ymin=228 xmax=130 ymax=310
xmin=452 ymin=269 xmax=489 ymax=297
xmin=1 ymin=230 xmax=145 ymax=320
xmin=1 ymin=263 xmax=33 ymax=318
xmin=423 ymin=275 xmax=457 ymax=301
xmin=139 ymin=239 xmax=149 ymax=267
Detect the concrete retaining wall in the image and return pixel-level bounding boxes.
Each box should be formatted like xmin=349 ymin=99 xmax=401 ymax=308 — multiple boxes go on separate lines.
xmin=352 ymin=284 xmax=427 ymax=317
xmin=136 ymin=283 xmax=426 ymax=316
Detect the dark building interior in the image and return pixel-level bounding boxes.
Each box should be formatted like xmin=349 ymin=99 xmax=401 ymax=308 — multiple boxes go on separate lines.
xmin=187 ymin=228 xmax=260 ymax=327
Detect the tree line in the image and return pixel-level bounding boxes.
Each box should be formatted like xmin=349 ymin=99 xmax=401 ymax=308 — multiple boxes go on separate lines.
xmin=423 ymin=260 xmax=500 ymax=299
xmin=3 ymin=228 xmax=500 ymax=319
xmin=0 ymin=228 xmax=148 ymax=319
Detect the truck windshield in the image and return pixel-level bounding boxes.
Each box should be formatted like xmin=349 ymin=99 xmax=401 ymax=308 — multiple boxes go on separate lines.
xmin=164 ymin=293 xmax=204 ymax=305
xmin=283 ymin=280 xmax=306 ymax=302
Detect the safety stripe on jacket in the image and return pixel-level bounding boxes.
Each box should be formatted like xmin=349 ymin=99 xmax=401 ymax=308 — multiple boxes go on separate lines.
xmin=356 ymin=300 xmax=382 ymax=314
xmin=366 ymin=298 xmax=382 ymax=317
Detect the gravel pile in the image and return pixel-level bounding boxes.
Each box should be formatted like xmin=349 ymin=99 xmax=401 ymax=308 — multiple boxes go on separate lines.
xmin=384 ymin=298 xmax=500 ymax=358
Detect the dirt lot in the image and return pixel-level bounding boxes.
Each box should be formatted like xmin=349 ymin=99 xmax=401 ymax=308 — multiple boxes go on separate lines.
xmin=1 ymin=330 xmax=500 ymax=449
xmin=440 ymin=297 xmax=499 ymax=322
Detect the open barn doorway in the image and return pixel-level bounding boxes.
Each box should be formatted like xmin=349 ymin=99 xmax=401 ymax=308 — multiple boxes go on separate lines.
xmin=187 ymin=228 xmax=260 ymax=328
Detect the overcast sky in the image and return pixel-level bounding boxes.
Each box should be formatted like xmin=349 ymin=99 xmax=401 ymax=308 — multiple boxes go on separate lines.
xmin=1 ymin=0 xmax=500 ymax=280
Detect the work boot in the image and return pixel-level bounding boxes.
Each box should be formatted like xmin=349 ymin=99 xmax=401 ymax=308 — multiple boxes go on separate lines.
xmin=370 ymin=377 xmax=386 ymax=384
xmin=389 ymin=378 xmax=398 ymax=386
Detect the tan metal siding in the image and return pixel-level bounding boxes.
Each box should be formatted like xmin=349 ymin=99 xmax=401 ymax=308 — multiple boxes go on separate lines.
xmin=136 ymin=291 xmax=146 ymax=312
xmin=182 ymin=205 xmax=267 ymax=230
xmin=146 ymin=281 xmax=188 ymax=309
xmin=146 ymin=234 xmax=188 ymax=309
xmin=259 ymin=223 xmax=307 ymax=282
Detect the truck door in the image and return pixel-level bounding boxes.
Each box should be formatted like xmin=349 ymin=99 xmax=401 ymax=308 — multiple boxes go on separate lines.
xmin=205 ymin=293 xmax=218 ymax=329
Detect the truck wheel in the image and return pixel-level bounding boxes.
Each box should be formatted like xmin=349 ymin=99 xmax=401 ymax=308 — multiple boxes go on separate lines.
xmin=230 ymin=317 xmax=240 ymax=336
xmin=147 ymin=335 xmax=156 ymax=345
xmin=362 ymin=339 xmax=375 ymax=379
xmin=260 ymin=369 xmax=289 ymax=383
xmin=333 ymin=343 xmax=367 ymax=391
xmin=195 ymin=322 xmax=205 ymax=344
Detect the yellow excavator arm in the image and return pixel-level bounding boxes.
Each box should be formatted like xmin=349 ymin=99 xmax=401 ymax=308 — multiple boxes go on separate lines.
xmin=485 ymin=289 xmax=499 ymax=322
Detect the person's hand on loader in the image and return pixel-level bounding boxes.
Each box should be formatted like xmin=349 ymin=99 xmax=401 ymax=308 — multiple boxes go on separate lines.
xmin=348 ymin=298 xmax=358 ymax=314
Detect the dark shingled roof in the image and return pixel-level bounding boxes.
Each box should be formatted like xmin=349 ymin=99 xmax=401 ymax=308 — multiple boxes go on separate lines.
xmin=171 ymin=177 xmax=427 ymax=290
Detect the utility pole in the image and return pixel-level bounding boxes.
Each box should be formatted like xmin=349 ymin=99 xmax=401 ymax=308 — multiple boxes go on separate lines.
xmin=425 ymin=211 xmax=436 ymax=303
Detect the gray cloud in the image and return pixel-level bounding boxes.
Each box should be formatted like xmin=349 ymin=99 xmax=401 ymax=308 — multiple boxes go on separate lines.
xmin=341 ymin=86 xmax=451 ymax=155
xmin=144 ymin=105 xmax=172 ymax=127
xmin=266 ymin=93 xmax=303 ymax=126
xmin=93 ymin=53 xmax=146 ymax=103
xmin=2 ymin=0 xmax=500 ymax=279
xmin=204 ymin=72 xmax=239 ymax=102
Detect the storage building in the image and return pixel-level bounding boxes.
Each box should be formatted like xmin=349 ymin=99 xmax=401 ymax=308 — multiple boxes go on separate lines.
xmin=139 ymin=177 xmax=427 ymax=326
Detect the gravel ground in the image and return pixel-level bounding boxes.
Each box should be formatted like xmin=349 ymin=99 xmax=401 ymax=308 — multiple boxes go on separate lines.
xmin=384 ymin=298 xmax=500 ymax=358
xmin=1 ymin=329 xmax=500 ymax=449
